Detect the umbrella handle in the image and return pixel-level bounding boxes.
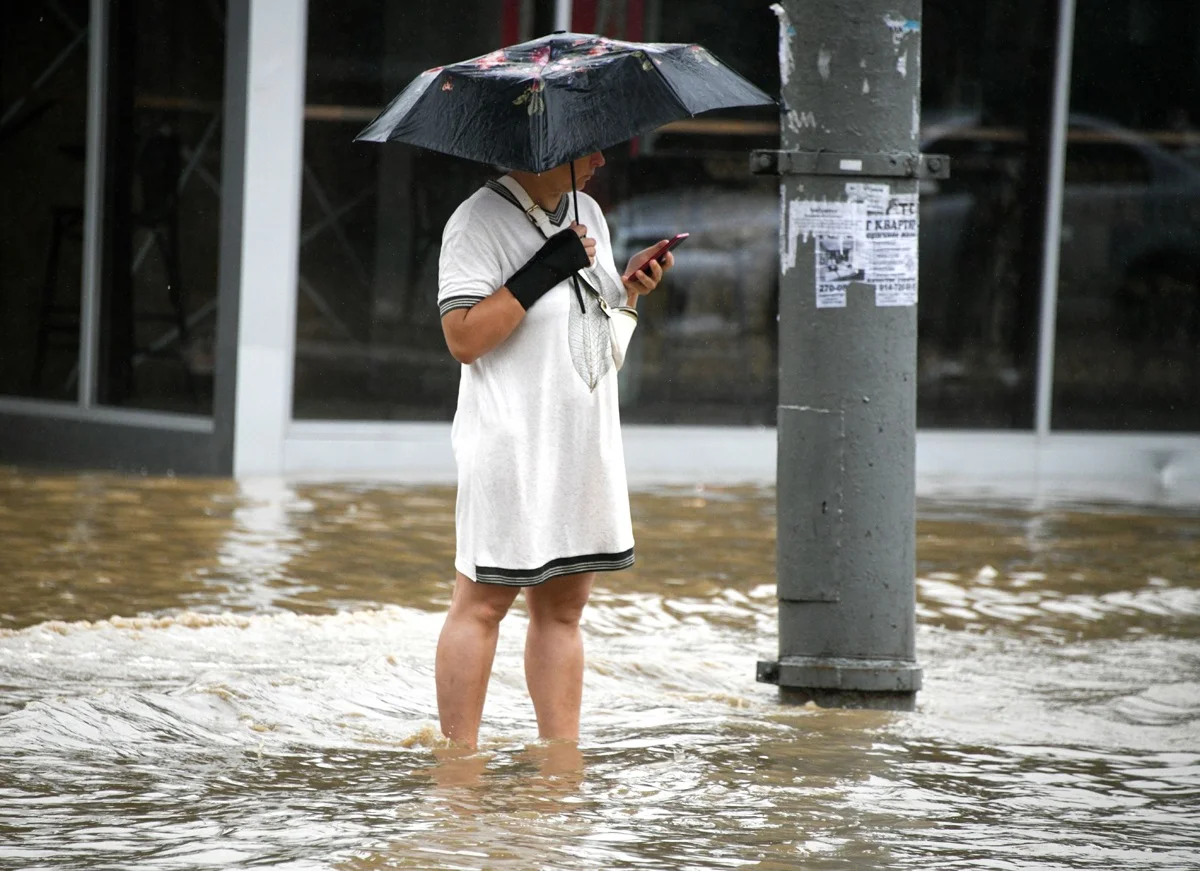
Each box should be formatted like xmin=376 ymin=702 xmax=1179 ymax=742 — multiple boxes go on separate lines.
xmin=570 ymin=159 xmax=582 ymax=226
xmin=569 ymin=160 xmax=577 ymax=223
xmin=569 ymin=160 xmax=585 ymax=313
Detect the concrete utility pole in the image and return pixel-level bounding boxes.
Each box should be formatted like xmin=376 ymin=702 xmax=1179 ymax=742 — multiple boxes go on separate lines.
xmin=753 ymin=1 xmax=946 ymax=710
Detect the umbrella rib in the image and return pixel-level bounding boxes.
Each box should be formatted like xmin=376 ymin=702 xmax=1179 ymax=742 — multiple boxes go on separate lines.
xmin=637 ymin=44 xmax=773 ymax=122
xmin=640 ymin=48 xmax=700 ymax=120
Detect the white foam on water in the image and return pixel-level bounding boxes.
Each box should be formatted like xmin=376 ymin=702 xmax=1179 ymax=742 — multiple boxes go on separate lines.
xmin=0 ymin=595 xmax=783 ymax=764
xmin=3 ymin=585 xmax=1199 ymax=871
xmin=0 ymin=608 xmax=453 ymax=756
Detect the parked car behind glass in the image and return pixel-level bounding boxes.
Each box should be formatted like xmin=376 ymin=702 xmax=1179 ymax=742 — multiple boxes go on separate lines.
xmin=608 ymin=114 xmax=1200 ymax=416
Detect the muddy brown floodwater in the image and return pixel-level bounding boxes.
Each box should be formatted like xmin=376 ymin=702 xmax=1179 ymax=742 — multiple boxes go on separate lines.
xmin=1 ymin=468 xmax=1197 ymax=869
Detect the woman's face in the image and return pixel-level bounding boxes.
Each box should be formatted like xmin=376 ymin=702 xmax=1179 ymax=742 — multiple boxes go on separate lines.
xmin=549 ymin=151 xmax=605 ymax=191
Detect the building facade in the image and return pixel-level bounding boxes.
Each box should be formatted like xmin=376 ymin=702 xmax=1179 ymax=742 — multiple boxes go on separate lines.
xmin=2 ymin=0 xmax=1199 ymax=500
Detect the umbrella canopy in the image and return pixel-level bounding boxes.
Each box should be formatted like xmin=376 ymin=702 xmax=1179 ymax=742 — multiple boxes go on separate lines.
xmin=354 ymin=32 xmax=775 ymax=173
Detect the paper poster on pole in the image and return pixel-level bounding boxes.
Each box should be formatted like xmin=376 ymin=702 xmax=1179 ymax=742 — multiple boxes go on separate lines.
xmin=845 ymin=182 xmax=890 ymax=214
xmin=861 ymin=191 xmax=919 ymax=307
xmin=814 ymin=235 xmax=865 ymax=308
xmin=785 ymin=199 xmax=868 ymax=308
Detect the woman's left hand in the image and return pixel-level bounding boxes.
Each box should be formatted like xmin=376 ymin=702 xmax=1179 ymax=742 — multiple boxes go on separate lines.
xmin=621 ymin=244 xmax=674 ymax=303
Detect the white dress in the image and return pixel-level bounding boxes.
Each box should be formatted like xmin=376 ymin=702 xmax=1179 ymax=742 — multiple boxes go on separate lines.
xmin=437 ymin=178 xmax=635 ymax=585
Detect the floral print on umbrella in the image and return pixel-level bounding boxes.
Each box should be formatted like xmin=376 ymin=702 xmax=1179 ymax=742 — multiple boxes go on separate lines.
xmin=513 ymin=80 xmax=545 ymax=115
xmin=473 ymin=50 xmax=507 ymax=70
xmin=509 ymin=45 xmax=554 ymax=114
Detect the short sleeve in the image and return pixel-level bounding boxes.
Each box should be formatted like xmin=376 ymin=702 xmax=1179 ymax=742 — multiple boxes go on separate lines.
xmin=437 ymin=203 xmax=504 ymax=317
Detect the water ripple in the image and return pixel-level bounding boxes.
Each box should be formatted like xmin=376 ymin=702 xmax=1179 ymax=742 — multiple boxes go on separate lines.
xmin=2 ymin=472 xmax=1199 ymax=869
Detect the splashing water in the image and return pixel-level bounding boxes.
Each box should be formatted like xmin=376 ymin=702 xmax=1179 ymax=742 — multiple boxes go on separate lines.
xmin=1 ymin=471 xmax=1197 ymax=869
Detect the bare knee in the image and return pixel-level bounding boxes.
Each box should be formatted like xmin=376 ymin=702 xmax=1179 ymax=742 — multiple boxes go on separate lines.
xmin=526 ymin=573 xmax=594 ymax=628
xmin=449 ymin=574 xmax=518 ymax=628
xmin=457 ymin=597 xmax=512 ymax=628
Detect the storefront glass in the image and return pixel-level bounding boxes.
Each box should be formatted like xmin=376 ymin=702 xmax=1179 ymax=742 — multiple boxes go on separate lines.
xmin=610 ymin=0 xmax=1058 ymax=428
xmin=293 ymin=0 xmax=1059 ymax=429
xmin=0 ymin=3 xmax=91 ymax=402
xmin=604 ymin=0 xmax=779 ymax=425
xmin=1052 ymin=1 xmax=1200 ymax=431
xmin=915 ymin=0 xmax=1059 ymax=428
xmin=94 ymin=2 xmax=226 ymax=415
xmin=293 ymin=0 xmax=779 ymax=423
xmin=294 ymin=0 xmax=504 ymax=421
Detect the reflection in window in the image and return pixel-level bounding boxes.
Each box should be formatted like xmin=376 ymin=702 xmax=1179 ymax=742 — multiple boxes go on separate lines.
xmin=1053 ymin=2 xmax=1200 ymax=431
xmin=915 ymin=0 xmax=1061 ymax=429
xmin=293 ymin=0 xmax=1079 ymax=431
xmin=0 ymin=3 xmax=91 ymax=402
xmin=294 ymin=1 xmax=502 ymax=421
xmin=294 ymin=0 xmax=783 ymax=425
xmin=97 ymin=3 xmax=226 ymax=413
xmin=607 ymin=0 xmax=779 ymax=425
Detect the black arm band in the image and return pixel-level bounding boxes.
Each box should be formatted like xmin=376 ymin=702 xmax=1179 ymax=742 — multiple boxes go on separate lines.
xmin=505 ymin=228 xmax=590 ymax=310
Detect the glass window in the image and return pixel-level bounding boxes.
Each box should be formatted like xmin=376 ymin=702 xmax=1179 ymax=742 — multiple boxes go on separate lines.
xmin=608 ymin=0 xmax=780 ymax=426
xmin=95 ymin=3 xmax=225 ymax=414
xmin=1053 ymin=1 xmax=1200 ymax=431
xmin=293 ymin=0 xmax=778 ymax=423
xmin=916 ymin=0 xmax=1058 ymax=428
xmin=0 ymin=3 xmax=91 ymax=402
xmin=294 ymin=1 xmax=504 ymax=421
xmin=619 ymin=0 xmax=1056 ymax=428
xmin=291 ymin=0 xmax=1058 ymax=429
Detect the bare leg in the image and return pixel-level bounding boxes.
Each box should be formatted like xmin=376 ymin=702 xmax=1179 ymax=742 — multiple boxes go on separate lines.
xmin=435 ymin=572 xmax=520 ymax=749
xmin=523 ymin=572 xmax=595 ymax=741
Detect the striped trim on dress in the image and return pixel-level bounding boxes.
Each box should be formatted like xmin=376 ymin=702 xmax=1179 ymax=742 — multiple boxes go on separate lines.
xmin=485 ymin=179 xmax=570 ymax=226
xmin=474 ymin=547 xmax=635 ymax=586
xmin=438 ymin=293 xmax=489 ymax=317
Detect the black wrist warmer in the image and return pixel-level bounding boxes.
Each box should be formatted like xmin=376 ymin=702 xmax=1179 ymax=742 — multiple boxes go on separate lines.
xmin=505 ymin=228 xmax=590 ymax=310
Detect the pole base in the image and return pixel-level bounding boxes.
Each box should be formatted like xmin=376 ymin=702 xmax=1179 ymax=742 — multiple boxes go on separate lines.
xmin=757 ymin=656 xmax=922 ymax=711
xmin=778 ymin=687 xmax=917 ymax=711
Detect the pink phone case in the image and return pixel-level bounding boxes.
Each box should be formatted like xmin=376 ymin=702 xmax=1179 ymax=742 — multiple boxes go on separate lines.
xmin=630 ymin=233 xmax=689 ymax=277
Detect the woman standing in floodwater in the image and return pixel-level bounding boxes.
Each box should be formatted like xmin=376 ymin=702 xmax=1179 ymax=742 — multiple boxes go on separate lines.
xmin=434 ymin=151 xmax=673 ymax=749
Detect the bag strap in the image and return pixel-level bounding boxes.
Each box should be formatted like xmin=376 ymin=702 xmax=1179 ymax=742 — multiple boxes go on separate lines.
xmin=489 ymin=176 xmax=555 ymax=239
xmin=487 ymin=176 xmax=599 ymax=311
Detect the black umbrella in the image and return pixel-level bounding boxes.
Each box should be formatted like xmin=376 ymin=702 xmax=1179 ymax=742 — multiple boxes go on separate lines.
xmin=356 ymin=32 xmax=774 ymax=317
xmin=354 ymin=31 xmax=775 ymax=188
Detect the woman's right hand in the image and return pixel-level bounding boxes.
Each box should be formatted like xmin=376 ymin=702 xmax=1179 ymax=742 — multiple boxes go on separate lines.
xmin=571 ymin=222 xmax=597 ymax=266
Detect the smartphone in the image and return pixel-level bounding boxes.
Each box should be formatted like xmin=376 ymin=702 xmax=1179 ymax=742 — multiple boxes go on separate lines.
xmin=627 ymin=232 xmax=689 ymax=277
